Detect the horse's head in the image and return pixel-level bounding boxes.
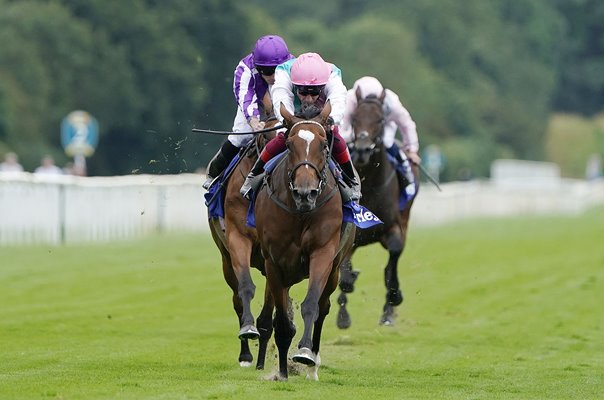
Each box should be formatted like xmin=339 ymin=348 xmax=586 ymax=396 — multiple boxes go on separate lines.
xmin=350 ymin=87 xmax=386 ymax=166
xmin=253 ymin=92 xmax=279 ymax=154
xmin=280 ymin=102 xmax=331 ymax=212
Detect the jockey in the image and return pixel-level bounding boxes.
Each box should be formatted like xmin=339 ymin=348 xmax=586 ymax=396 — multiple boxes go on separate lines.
xmin=202 ymin=35 xmax=294 ymax=189
xmin=240 ymin=52 xmax=361 ymax=201
xmin=341 ymin=76 xmax=421 ymax=193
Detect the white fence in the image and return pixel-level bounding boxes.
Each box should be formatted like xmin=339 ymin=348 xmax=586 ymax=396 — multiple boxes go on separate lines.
xmin=0 ymin=173 xmax=208 ymax=246
xmin=1 ymin=170 xmax=603 ymax=246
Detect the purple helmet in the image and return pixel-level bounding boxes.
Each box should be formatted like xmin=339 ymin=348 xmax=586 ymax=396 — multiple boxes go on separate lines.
xmin=252 ymin=35 xmax=291 ymax=66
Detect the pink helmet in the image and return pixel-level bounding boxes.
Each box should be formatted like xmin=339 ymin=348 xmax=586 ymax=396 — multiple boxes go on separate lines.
xmin=290 ymin=53 xmax=332 ymax=86
xmin=253 ymin=35 xmax=291 ymax=66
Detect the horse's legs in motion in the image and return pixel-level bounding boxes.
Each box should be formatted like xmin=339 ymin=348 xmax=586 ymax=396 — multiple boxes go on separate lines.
xmin=226 ymin=231 xmax=259 ymax=339
xmin=293 ymin=247 xmax=336 ymax=369
xmin=336 ymin=257 xmax=359 ymax=329
xmin=305 ymin=265 xmax=339 ymax=380
xmin=254 ymin=283 xmax=274 ymax=370
xmin=380 ymin=224 xmax=407 ymax=326
xmin=265 ymin=260 xmax=296 ymax=380
xmin=221 ymin=254 xmax=253 ymax=366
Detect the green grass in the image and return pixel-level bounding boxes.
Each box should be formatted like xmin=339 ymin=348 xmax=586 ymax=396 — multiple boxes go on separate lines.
xmin=1 ymin=207 xmax=603 ymax=399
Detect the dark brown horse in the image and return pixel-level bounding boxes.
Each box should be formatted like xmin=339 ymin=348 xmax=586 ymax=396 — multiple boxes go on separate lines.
xmin=336 ymin=87 xmax=419 ymax=328
xmin=254 ymin=102 xmax=355 ymax=380
xmin=208 ymin=95 xmax=278 ymax=369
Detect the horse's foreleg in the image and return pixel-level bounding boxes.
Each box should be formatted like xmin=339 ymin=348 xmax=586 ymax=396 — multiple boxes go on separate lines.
xmin=337 ymin=256 xmax=357 ymax=329
xmin=381 ymin=229 xmax=404 ymax=325
xmin=255 ymin=283 xmax=274 ymax=370
xmin=227 ymin=234 xmax=258 ymax=339
xmin=265 ymin=260 xmax=296 ymax=380
xmin=305 ymin=266 xmax=338 ymax=380
xmin=294 ymin=245 xmax=336 ymax=365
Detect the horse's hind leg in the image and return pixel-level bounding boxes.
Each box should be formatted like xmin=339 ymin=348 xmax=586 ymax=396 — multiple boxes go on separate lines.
xmin=221 ymin=256 xmax=254 ymax=365
xmin=227 ymin=234 xmax=259 ymax=340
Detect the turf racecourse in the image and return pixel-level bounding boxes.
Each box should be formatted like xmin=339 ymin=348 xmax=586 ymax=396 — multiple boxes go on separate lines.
xmin=1 ymin=207 xmax=602 ymax=400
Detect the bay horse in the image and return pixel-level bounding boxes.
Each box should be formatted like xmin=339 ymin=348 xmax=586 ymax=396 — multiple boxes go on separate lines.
xmin=208 ymin=94 xmax=278 ymax=369
xmin=336 ymin=87 xmax=419 ymax=328
xmin=253 ymin=102 xmax=355 ymax=380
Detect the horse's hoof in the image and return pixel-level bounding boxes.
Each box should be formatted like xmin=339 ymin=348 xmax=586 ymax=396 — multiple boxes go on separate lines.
xmin=239 ymin=324 xmax=260 ymax=340
xmin=239 ymin=360 xmax=253 ymax=367
xmin=337 ymin=305 xmax=351 ymax=329
xmin=292 ymin=347 xmax=316 ymax=366
xmin=379 ymin=309 xmax=396 ymax=326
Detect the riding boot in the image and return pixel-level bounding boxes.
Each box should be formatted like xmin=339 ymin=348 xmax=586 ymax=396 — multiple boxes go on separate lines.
xmin=339 ymin=160 xmax=361 ymax=201
xmin=386 ymin=144 xmax=416 ymax=197
xmin=240 ymin=158 xmax=266 ymax=200
xmin=202 ymin=140 xmax=240 ymax=189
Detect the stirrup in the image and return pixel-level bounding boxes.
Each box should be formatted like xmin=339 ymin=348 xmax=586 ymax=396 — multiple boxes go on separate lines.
xmin=240 ymin=173 xmax=264 ymax=200
xmin=339 ymin=180 xmax=361 ymax=202
xmin=202 ymin=176 xmax=214 ymax=190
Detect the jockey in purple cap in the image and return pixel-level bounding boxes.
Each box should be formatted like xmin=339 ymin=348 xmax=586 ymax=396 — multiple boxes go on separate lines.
xmin=203 ymin=35 xmax=294 ymax=189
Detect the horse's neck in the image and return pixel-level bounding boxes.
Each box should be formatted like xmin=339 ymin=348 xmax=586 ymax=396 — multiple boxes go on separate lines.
xmin=364 ymin=145 xmax=393 ymax=179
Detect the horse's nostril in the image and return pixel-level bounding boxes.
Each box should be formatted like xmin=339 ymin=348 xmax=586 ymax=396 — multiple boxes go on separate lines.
xmin=309 ymin=189 xmax=319 ymax=200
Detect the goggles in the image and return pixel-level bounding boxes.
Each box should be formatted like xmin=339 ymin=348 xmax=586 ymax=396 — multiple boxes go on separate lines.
xmin=296 ymin=85 xmax=324 ymax=96
xmin=256 ymin=65 xmax=276 ymax=76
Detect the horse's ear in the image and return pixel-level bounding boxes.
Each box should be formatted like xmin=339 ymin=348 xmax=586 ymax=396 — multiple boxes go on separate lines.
xmin=280 ymin=103 xmax=294 ymax=127
xmin=355 ymin=86 xmax=363 ymax=102
xmin=379 ymin=89 xmax=386 ymax=103
xmin=319 ymin=100 xmax=332 ymax=124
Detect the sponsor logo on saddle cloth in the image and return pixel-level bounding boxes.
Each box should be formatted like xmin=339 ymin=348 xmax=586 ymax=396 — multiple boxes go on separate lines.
xmin=342 ymin=201 xmax=382 ymax=229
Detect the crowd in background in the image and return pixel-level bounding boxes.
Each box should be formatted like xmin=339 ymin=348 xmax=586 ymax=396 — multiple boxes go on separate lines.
xmin=0 ymin=152 xmax=85 ymax=176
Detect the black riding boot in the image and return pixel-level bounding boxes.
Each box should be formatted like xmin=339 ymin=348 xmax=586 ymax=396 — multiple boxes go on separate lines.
xmin=203 ymin=140 xmax=240 ymax=188
xmin=240 ymin=157 xmax=266 ymax=200
xmin=339 ymin=160 xmax=361 ymax=201
xmin=386 ymin=144 xmax=416 ymax=196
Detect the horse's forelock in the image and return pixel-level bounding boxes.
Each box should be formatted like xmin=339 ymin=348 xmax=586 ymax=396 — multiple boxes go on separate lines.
xmin=295 ymin=104 xmax=322 ymax=120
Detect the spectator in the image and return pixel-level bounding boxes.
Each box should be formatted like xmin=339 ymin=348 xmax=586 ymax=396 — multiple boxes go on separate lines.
xmin=35 ymin=155 xmax=63 ymax=175
xmin=0 ymin=152 xmax=24 ymax=173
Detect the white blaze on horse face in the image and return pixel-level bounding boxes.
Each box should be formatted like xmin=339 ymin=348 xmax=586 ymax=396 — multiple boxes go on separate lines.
xmin=297 ymin=129 xmax=315 ymax=159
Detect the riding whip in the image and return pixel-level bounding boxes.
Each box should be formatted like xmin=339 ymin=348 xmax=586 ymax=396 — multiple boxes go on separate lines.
xmin=418 ymin=163 xmax=442 ymax=192
xmin=191 ymin=124 xmax=285 ymax=135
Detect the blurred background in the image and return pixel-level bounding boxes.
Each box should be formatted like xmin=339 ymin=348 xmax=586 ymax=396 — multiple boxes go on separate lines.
xmin=0 ymin=0 xmax=602 ymax=182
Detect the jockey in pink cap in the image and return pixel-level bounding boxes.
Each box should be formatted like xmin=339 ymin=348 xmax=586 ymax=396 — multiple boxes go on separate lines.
xmin=202 ymin=35 xmax=294 ymax=189
xmin=240 ymin=52 xmax=361 ymax=201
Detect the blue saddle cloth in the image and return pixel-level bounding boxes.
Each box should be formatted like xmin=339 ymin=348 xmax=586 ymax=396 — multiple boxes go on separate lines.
xmin=245 ymin=154 xmax=381 ymax=229
xmin=204 ymin=154 xmax=243 ymax=219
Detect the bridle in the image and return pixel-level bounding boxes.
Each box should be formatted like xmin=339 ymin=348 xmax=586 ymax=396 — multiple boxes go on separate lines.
xmin=287 ymin=120 xmax=329 ymax=194
xmin=267 ymin=119 xmax=338 ymax=213
xmin=351 ymin=97 xmax=386 ymax=152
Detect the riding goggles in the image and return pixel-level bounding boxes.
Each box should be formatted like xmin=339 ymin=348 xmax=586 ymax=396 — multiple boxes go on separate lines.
xmin=256 ymin=65 xmax=276 ymax=76
xmin=296 ymin=85 xmax=324 ymax=96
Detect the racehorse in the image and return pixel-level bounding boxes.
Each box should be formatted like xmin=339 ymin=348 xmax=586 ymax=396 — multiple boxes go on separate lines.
xmin=253 ymin=102 xmax=355 ymax=380
xmin=336 ymin=87 xmax=420 ymax=328
xmin=208 ymin=94 xmax=278 ymax=369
